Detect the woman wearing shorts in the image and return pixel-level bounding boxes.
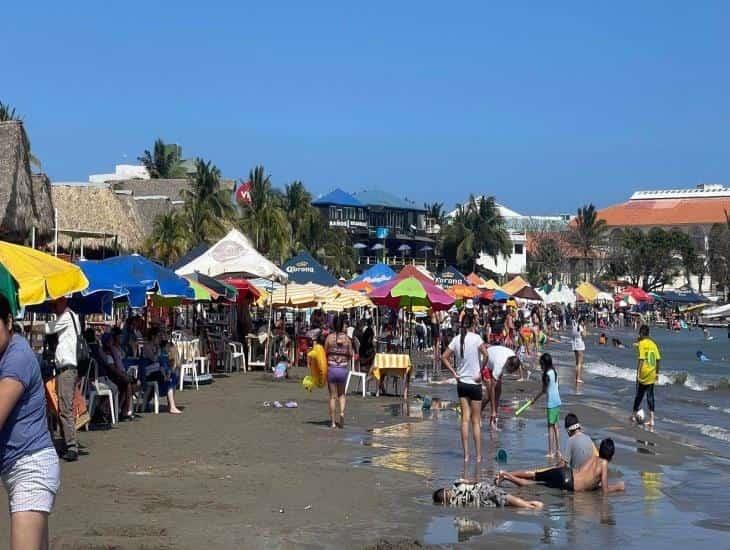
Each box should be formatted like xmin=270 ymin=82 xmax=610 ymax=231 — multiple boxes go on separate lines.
xmin=324 ymin=313 xmax=354 ymax=429
xmin=0 ymin=292 xmax=60 ymax=549
xmin=441 ymin=313 xmax=489 ymax=463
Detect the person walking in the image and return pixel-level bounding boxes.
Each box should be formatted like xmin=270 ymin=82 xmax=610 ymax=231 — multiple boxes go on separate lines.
xmin=441 ymin=313 xmax=489 ymax=463
xmin=324 ymin=313 xmax=354 ymax=428
xmin=570 ymin=316 xmax=585 ymax=384
xmin=45 ymin=296 xmax=82 ymax=462
xmin=0 ymin=292 xmax=60 ymax=550
xmin=631 ymin=324 xmax=661 ymax=427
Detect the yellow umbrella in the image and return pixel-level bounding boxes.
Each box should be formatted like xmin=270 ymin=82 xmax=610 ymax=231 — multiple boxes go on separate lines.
xmin=502 ymin=276 xmax=529 ymax=295
xmin=576 ymin=281 xmax=599 ymax=302
xmin=0 ymin=241 xmax=89 ymax=307
xmin=484 ymin=279 xmax=503 ymax=291
xmin=269 ymin=282 xmax=338 ymax=308
xmin=322 ymin=288 xmax=373 ymax=311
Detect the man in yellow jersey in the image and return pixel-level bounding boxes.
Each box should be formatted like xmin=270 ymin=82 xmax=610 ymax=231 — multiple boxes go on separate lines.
xmin=631 ymin=324 xmax=661 ymax=427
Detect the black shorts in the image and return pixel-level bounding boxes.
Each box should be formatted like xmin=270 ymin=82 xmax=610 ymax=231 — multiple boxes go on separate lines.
xmin=457 ymin=381 xmax=483 ymax=401
xmin=535 ymin=466 xmax=574 ymax=491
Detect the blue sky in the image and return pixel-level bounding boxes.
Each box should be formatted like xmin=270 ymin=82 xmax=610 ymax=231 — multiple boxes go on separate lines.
xmin=3 ymin=1 xmax=730 ymax=213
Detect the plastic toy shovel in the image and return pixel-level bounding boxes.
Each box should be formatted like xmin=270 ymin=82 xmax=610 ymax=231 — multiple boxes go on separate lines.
xmin=514 ymin=400 xmax=533 ymax=417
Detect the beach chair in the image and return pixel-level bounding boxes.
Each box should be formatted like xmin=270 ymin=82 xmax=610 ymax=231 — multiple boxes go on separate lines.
xmin=226 ymin=342 xmax=245 ymax=373
xmin=179 ymin=362 xmax=199 ymax=390
xmin=345 ymin=358 xmax=368 ymax=397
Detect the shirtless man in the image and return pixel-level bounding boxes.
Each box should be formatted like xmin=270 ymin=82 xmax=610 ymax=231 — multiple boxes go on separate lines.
xmin=497 ymin=438 xmax=625 ymax=495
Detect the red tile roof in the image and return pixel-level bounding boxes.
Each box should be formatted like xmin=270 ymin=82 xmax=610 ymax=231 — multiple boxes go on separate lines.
xmin=597 ymin=197 xmax=730 ymax=227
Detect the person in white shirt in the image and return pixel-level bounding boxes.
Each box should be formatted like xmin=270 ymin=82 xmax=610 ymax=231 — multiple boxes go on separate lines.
xmin=481 ymin=345 xmax=522 ymax=426
xmin=571 ymin=317 xmax=586 ymax=384
xmin=45 ymin=297 xmax=81 ymax=462
xmin=441 ymin=313 xmax=489 ymax=463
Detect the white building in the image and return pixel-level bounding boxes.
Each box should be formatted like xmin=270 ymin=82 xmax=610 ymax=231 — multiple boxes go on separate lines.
xmin=89 ymin=164 xmax=149 ymax=184
xmin=446 ymin=199 xmax=571 ymax=276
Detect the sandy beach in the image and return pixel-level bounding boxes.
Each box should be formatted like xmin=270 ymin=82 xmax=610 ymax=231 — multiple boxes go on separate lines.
xmin=2 ymin=332 xmax=729 ymax=549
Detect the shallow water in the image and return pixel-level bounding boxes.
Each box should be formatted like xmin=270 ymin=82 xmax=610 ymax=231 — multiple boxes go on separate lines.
xmin=354 ymin=326 xmax=730 ymax=547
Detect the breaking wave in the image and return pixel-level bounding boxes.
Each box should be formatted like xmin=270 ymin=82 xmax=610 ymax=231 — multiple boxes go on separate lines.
xmin=584 ymin=360 xmax=729 ymax=392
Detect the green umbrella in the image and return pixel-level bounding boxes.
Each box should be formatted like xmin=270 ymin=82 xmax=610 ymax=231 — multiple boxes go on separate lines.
xmin=0 ymin=263 xmax=19 ymax=316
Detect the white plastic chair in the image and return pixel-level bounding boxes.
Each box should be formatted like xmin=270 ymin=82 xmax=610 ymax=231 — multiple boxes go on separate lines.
xmin=227 ymin=342 xmax=245 ymax=373
xmin=345 ymin=358 xmax=368 ymax=397
xmin=194 ymin=355 xmax=209 ymax=377
xmin=89 ymin=378 xmax=118 ymax=425
xmin=179 ymin=362 xmax=199 ymax=390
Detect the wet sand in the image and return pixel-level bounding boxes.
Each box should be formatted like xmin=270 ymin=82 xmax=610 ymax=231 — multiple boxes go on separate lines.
xmin=1 ymin=362 xmax=727 ymax=548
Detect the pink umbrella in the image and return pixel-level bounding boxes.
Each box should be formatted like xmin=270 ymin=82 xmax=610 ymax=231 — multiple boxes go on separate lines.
xmin=370 ymin=276 xmax=454 ymax=311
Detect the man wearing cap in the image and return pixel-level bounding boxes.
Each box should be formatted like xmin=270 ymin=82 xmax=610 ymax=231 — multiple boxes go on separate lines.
xmin=561 ymin=413 xmax=597 ymax=470
xmin=45 ymin=297 xmax=81 ymax=462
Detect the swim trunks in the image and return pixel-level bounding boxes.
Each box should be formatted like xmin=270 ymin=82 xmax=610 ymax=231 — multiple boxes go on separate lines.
xmin=535 ymin=466 xmax=574 ymax=491
xmin=327 ymin=365 xmax=348 ymax=384
xmin=547 ymin=406 xmax=560 ymax=425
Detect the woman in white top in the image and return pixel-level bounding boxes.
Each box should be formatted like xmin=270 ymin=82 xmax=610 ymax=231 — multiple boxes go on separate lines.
xmin=441 ymin=313 xmax=489 ymax=463
xmin=571 ymin=317 xmax=586 ymax=384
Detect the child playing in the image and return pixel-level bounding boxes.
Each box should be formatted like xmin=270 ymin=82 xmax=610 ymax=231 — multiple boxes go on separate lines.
xmin=526 ymin=353 xmax=561 ymax=457
xmin=273 ymin=354 xmax=290 ymax=379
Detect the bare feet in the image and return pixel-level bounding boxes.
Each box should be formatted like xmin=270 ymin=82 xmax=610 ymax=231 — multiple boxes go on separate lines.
xmin=169 ymin=408 xmax=183 ymax=414
xmin=576 ymin=378 xmax=584 ymax=384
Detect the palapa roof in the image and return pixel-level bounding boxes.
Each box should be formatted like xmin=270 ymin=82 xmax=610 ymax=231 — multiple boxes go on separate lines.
xmin=132 ymin=196 xmax=178 ymax=235
xmin=51 ymin=185 xmax=146 ymax=251
xmin=0 ymin=121 xmax=54 ymax=241
xmin=111 ymin=178 xmax=190 ymax=202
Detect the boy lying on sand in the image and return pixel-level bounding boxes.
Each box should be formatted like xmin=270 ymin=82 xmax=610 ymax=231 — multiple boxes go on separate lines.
xmin=496 ymin=438 xmax=625 ymax=495
xmin=433 ymin=479 xmax=543 ymax=510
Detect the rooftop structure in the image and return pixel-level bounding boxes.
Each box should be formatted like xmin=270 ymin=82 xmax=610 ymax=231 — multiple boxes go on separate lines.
xmin=88 ymin=164 xmax=149 ymax=184
xmin=598 ymin=184 xmax=730 ymax=227
xmin=312 ymin=188 xmax=364 ymax=207
xmin=446 ymin=197 xmax=571 ymax=232
xmin=353 ymin=189 xmax=423 ymax=211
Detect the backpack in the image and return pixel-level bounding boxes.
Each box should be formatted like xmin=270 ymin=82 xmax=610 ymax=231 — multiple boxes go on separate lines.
xmin=70 ymin=311 xmax=90 ymax=365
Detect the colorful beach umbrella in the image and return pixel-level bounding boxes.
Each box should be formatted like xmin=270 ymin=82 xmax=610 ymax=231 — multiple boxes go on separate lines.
xmin=0 ymin=263 xmax=19 ymax=315
xmin=370 ymin=276 xmax=454 ymax=311
xmin=447 ymin=284 xmax=480 ymax=300
xmin=480 ymin=289 xmax=510 ymax=302
xmin=0 ymin=240 xmax=89 ymax=308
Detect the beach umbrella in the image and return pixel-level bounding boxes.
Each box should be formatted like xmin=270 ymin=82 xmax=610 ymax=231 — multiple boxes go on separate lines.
xmin=268 ymin=282 xmax=339 ymax=309
xmin=371 ymin=243 xmax=385 ymax=251
xmin=447 ymin=284 xmax=481 ymax=300
xmin=502 ymin=276 xmax=529 ymax=295
xmin=480 ymin=289 xmax=510 ymax=302
xmin=223 ymin=277 xmax=262 ymax=304
xmin=0 ymin=264 xmax=19 ymax=315
xmin=0 ymin=240 xmax=89 ymax=310
xmin=348 ymin=280 xmax=374 ymax=294
xmin=353 ymin=243 xmax=368 ymax=249
xmin=397 ymin=264 xmax=434 ymax=283
xmin=188 ymin=272 xmax=237 ymax=301
xmin=466 ymin=272 xmax=488 ymax=289
xmin=397 ymin=244 xmax=412 ymax=252
xmin=78 ymin=254 xmax=193 ymax=308
xmin=348 ymin=263 xmax=395 ymax=286
xmin=370 ymin=276 xmax=454 ymax=311
xmin=513 ymin=286 xmax=543 ymax=301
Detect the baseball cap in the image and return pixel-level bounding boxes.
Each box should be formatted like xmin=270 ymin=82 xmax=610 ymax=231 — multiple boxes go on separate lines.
xmin=465 ymin=299 xmax=474 ymax=309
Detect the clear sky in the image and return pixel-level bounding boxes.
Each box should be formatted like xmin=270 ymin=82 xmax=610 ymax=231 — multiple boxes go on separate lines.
xmin=3 ymin=1 xmax=730 ymax=213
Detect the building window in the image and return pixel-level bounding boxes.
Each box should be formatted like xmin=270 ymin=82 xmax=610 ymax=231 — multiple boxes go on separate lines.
xmin=514 ymin=243 xmax=524 ymax=254
xmin=329 ymin=206 xmax=335 ymax=219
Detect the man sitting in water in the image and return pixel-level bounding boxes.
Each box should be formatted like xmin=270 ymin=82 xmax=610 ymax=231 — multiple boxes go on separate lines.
xmin=497 ymin=438 xmax=625 ymax=494
xmin=433 ymin=479 xmax=543 ymax=510
xmin=560 ymin=413 xmax=597 ymax=470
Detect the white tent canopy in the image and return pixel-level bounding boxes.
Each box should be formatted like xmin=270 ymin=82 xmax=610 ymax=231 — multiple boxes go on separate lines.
xmin=538 ymin=283 xmax=576 ymax=305
xmin=174 ymin=229 xmax=288 ymax=283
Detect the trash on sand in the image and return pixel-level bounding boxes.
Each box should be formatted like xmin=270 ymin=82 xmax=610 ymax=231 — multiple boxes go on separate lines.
xmin=304 ymin=505 xmax=312 ymax=511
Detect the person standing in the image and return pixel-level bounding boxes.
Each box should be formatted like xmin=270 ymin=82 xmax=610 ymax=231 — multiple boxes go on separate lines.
xmin=0 ymin=292 xmax=60 ymax=550
xmin=632 ymin=324 xmax=661 ymax=427
xmin=441 ymin=313 xmax=489 ymax=463
xmin=45 ymin=296 xmax=82 ymax=462
xmin=324 ymin=313 xmax=354 ymax=428
xmin=526 ymin=353 xmax=561 ymax=458
xmin=570 ymin=316 xmax=585 ymax=384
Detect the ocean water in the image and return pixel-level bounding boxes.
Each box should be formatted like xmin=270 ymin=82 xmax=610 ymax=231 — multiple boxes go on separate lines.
xmin=351 ymin=325 xmax=730 ymax=547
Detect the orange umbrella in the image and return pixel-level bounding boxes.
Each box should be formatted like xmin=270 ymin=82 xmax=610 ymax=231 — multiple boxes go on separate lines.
xmin=447 ymin=284 xmax=480 ymax=299
xmin=348 ymin=280 xmax=374 ymax=294
xmin=466 ymin=272 xmax=488 ymax=288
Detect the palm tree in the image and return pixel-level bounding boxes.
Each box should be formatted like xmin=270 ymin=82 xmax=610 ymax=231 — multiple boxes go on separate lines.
xmin=424 ymin=201 xmax=445 ymax=230
xmin=0 ymin=100 xmax=41 ymax=169
xmin=238 ymin=166 xmax=291 ymax=262
xmin=442 ymin=196 xmax=511 ymax=272
xmin=145 ymin=211 xmax=188 ymax=266
xmin=284 ymin=181 xmax=313 ymax=246
xmin=180 ymin=159 xmax=234 ymax=245
xmin=568 ymin=204 xmax=607 ymax=281
xmin=316 ymin=227 xmax=356 ymax=277
xmin=138 ymin=139 xmax=186 ymax=178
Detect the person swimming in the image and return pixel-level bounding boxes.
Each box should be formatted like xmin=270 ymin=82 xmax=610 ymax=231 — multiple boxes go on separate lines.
xmin=611 ymin=338 xmax=625 ymax=349
xmin=696 ymin=350 xmax=710 ymax=362
xmin=497 ymin=438 xmax=625 ymax=495
xmin=598 ymin=333 xmax=607 ymax=345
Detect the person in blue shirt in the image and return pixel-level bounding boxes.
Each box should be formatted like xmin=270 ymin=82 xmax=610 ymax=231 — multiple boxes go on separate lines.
xmin=0 ymin=292 xmax=60 ymax=549
xmin=527 ymin=353 xmax=562 ymax=458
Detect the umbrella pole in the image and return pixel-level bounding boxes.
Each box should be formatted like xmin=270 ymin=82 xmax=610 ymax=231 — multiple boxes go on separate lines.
xmin=266 ymin=281 xmax=275 ymax=370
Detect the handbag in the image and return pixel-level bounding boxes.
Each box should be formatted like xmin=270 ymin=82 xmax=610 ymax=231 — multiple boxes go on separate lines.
xmin=70 ymin=311 xmax=90 ymax=365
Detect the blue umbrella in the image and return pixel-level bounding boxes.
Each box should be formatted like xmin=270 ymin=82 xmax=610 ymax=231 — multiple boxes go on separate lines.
xmin=281 ymin=250 xmax=338 ymax=286
xmin=78 ymin=254 xmax=194 ymax=308
xmin=349 ymin=263 xmax=396 ymax=286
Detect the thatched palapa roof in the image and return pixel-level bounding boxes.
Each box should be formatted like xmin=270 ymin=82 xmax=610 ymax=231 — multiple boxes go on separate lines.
xmin=51 ymin=185 xmax=146 ymax=251
xmin=0 ymin=120 xmax=54 ymax=241
xmin=112 ymin=178 xmax=190 ymax=202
